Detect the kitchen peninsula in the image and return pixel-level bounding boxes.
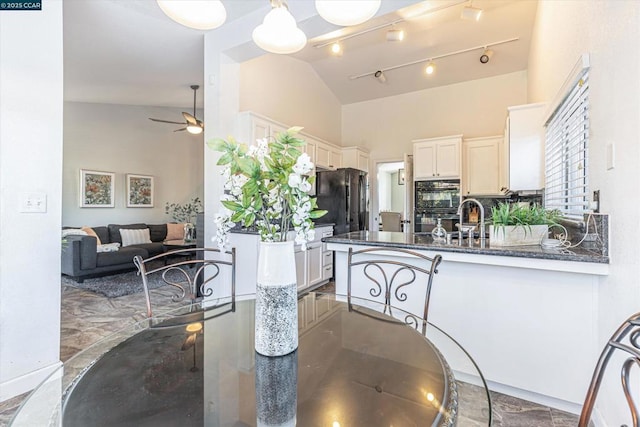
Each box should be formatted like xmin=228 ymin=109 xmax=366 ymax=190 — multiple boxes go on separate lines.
xmin=324 ymin=231 xmax=609 ymax=413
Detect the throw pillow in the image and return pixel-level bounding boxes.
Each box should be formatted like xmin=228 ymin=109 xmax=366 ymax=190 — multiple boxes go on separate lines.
xmin=81 ymin=226 xmax=102 ymax=245
xmin=119 ymin=228 xmax=152 ymax=247
xmin=61 ymin=229 xmax=87 ymax=238
xmin=166 ymin=223 xmax=184 ymax=241
xmin=97 ymin=242 xmax=121 ymax=253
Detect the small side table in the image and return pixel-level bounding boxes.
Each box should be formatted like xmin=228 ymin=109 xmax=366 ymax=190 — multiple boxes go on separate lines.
xmin=162 ymin=239 xmax=197 ymax=265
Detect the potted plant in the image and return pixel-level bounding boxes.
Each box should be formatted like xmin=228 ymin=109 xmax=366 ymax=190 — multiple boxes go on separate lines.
xmin=489 ymin=202 xmax=560 ymax=246
xmin=208 ymin=127 xmax=326 ymax=357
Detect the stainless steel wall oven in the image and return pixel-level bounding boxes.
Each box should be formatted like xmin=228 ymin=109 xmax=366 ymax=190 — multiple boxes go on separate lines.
xmin=414 ymin=180 xmax=461 ymax=233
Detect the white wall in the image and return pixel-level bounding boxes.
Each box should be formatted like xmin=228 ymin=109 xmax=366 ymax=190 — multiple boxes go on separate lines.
xmin=0 ymin=1 xmax=64 ymax=400
xmin=528 ymin=2 xmax=640 ymax=424
xmin=342 ymin=71 xmax=528 ymax=160
xmin=63 ymin=102 xmax=204 ymax=227
xmin=390 ymin=172 xmax=405 ymax=213
xmin=239 ymin=54 xmax=342 ymax=143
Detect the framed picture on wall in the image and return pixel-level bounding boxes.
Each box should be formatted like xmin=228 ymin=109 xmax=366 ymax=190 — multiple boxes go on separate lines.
xmin=126 ymin=174 xmax=154 ymax=208
xmin=79 ymin=169 xmax=115 ymax=208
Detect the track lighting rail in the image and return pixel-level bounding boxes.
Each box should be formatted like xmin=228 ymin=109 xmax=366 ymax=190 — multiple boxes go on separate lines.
xmin=349 ymin=36 xmax=519 ymax=80
xmin=314 ymin=0 xmax=467 ymax=50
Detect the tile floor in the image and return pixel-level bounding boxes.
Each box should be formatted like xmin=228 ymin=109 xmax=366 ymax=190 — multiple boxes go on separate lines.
xmin=0 ymin=280 xmax=581 ymax=426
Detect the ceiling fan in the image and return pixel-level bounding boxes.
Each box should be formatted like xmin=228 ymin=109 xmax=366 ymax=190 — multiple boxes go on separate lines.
xmin=149 ymin=85 xmax=203 ymax=135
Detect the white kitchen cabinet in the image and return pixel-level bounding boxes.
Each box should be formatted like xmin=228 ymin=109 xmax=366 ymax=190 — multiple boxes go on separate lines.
xmin=342 ymin=147 xmax=370 ymax=172
xmin=236 ymin=111 xmax=288 ymax=143
xmin=462 ymin=136 xmax=503 ymax=196
xmin=412 ymin=135 xmax=462 ymax=180
xmin=295 ymin=246 xmax=306 ymax=291
xmin=504 ymin=103 xmax=546 ymax=191
xmin=228 ymin=225 xmax=333 ymax=294
xmin=316 ymin=141 xmax=342 ymax=170
xmin=321 ymin=228 xmax=334 ymax=281
xmin=306 ymin=242 xmax=323 ymax=286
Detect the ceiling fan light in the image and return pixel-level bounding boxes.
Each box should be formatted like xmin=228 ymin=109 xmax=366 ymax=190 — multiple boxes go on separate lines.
xmin=386 ymin=29 xmax=405 ymax=42
xmin=461 ymin=5 xmax=483 ymax=21
xmin=315 ymin=0 xmax=381 ymax=26
xmin=187 ymin=124 xmax=203 ymax=135
xmin=156 ymin=0 xmax=227 ymax=30
xmin=253 ymin=5 xmax=307 ymax=54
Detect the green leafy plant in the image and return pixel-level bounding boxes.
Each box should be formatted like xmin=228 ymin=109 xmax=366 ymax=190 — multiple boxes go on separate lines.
xmin=491 ymin=202 xmax=561 ymax=236
xmin=165 ymin=197 xmax=203 ymax=224
xmin=208 ymin=127 xmax=327 ymax=249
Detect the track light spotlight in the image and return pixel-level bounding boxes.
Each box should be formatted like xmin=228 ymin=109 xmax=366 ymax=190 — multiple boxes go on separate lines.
xmin=425 ymin=61 xmax=436 ymax=75
xmin=461 ymin=5 xmax=482 ymax=21
xmin=331 ymin=42 xmax=343 ymax=56
xmin=386 ymin=28 xmax=405 ymax=42
xmin=374 ymin=70 xmax=386 ymax=83
xmin=480 ymin=48 xmax=493 ymax=63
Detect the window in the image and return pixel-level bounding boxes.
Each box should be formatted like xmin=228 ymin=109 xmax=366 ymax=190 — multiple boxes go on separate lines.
xmin=544 ymin=55 xmax=590 ymax=220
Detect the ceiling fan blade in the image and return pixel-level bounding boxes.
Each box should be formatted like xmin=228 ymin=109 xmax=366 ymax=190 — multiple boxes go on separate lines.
xmin=182 ymin=112 xmax=197 ymax=125
xmin=174 ymin=127 xmax=187 ymax=132
xmin=149 ymin=118 xmax=186 ymax=125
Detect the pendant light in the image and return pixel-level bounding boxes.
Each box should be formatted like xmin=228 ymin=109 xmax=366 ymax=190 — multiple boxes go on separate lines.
xmin=315 ymin=0 xmax=381 ymax=26
xmin=253 ymin=0 xmax=307 ymax=54
xmin=156 ymin=0 xmax=226 ymax=30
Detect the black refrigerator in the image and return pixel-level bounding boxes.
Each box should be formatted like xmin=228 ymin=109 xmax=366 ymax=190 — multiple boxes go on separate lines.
xmin=315 ymin=168 xmax=368 ymax=235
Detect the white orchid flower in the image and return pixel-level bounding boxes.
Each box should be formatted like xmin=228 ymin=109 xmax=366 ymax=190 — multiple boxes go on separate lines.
xmin=288 ymin=173 xmax=302 ymax=189
xmin=293 ymin=153 xmax=314 ymax=175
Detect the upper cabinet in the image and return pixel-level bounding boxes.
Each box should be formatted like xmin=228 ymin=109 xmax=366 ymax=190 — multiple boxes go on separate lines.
xmin=412 ymin=135 xmax=462 ymax=180
xmin=236 ymin=111 xmax=289 ymax=143
xmin=237 ymin=111 xmax=369 ymax=174
xmin=505 ymin=103 xmax=546 ymax=191
xmin=315 ymin=141 xmax=342 ymax=170
xmin=462 ymin=136 xmax=503 ymax=196
xmin=341 ymin=147 xmax=370 ymax=173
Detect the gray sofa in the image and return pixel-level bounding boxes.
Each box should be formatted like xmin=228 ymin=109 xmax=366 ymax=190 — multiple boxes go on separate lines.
xmin=61 ymin=223 xmax=169 ymax=282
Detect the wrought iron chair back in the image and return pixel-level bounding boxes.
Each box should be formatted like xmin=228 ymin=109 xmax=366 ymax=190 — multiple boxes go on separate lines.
xmin=579 ymin=313 xmax=640 ymax=427
xmin=347 ymin=247 xmax=442 ymax=334
xmin=133 ymin=247 xmax=236 ymax=318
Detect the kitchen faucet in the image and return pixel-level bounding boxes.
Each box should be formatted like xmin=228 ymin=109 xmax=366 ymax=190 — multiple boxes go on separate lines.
xmin=457 ymin=198 xmax=486 ymax=247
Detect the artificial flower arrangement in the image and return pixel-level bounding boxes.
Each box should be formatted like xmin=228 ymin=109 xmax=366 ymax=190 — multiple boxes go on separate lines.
xmin=208 ymin=127 xmax=326 ymax=250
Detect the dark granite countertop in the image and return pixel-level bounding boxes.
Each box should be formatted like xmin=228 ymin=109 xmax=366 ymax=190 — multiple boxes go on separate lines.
xmin=230 ymin=222 xmax=335 ymax=235
xmin=324 ymin=231 xmax=609 ymax=264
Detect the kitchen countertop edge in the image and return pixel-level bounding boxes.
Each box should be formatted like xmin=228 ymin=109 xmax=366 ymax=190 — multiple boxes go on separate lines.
xmin=323 ymin=231 xmax=609 ymax=265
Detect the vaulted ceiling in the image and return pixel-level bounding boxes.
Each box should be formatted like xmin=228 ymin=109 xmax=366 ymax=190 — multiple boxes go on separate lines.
xmin=63 ymin=0 xmax=537 ymax=109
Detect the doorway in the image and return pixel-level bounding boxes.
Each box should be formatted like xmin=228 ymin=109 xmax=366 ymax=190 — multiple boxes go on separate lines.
xmin=374 ymin=161 xmax=406 ymax=232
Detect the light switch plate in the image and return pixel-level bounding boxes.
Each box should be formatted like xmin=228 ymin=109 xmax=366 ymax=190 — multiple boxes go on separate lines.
xmin=20 ymin=192 xmax=47 ymax=213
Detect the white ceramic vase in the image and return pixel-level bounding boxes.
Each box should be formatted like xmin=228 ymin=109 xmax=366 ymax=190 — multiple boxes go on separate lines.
xmin=255 ymin=241 xmax=298 ymax=356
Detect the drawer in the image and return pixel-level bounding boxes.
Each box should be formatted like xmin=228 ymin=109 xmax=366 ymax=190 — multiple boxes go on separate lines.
xmin=323 ymin=251 xmax=333 ymax=267
xmin=322 ymin=264 xmax=333 ymax=280
xmin=321 ymin=230 xmax=333 ymax=238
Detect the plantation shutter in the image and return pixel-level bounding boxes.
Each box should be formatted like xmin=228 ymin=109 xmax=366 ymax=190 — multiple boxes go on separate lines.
xmin=544 ymin=62 xmax=590 ymax=220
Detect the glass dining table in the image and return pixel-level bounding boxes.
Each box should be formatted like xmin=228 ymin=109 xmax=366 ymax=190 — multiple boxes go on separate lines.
xmin=10 ymin=292 xmax=491 ymax=426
